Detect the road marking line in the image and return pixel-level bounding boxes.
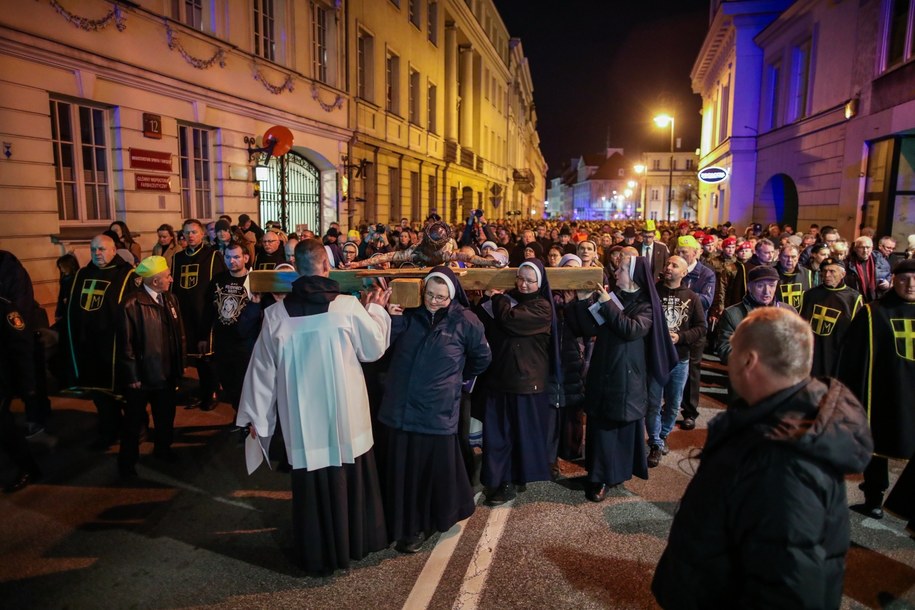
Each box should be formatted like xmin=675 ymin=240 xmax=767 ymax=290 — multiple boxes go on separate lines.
xmin=452 ymin=500 xmax=514 ymax=610
xmin=402 ymin=492 xmax=481 ymax=610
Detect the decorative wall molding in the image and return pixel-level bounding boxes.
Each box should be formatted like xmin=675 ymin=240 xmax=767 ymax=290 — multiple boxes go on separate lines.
xmin=50 ymin=0 xmax=126 ymax=32
xmin=164 ymin=20 xmax=226 ymax=70
xmin=311 ymin=84 xmax=344 ymax=112
xmin=253 ymin=64 xmax=294 ymax=95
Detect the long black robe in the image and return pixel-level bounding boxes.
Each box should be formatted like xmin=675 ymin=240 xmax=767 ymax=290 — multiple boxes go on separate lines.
xmin=776 ymin=265 xmax=814 ymax=311
xmin=837 ymin=291 xmax=915 ymax=458
xmin=170 ymin=244 xmax=226 ymax=355
xmin=800 ymin=283 xmax=862 ymax=377
xmin=66 ymin=258 xmax=137 ymax=391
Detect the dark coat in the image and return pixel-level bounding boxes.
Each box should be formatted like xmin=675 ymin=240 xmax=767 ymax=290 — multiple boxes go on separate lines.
xmin=378 ymin=301 xmax=491 ymax=435
xmin=551 ymin=294 xmax=587 ymax=408
xmin=567 ymin=289 xmax=652 ymax=422
xmin=117 ymin=289 xmax=186 ymax=389
xmin=682 ymin=260 xmax=717 ymax=315
xmin=716 ymin=296 xmax=795 ymax=365
xmin=480 ymin=290 xmax=552 ymax=395
xmin=652 ymin=378 xmax=872 ymax=609
xmin=639 ymin=240 xmax=669 ymax=282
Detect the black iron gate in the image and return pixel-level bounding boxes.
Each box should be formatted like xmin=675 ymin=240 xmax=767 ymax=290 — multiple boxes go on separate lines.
xmin=259 ymin=151 xmax=321 ymax=234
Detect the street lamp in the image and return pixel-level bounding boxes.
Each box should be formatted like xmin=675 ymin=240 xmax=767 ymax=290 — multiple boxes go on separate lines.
xmin=653 ymin=114 xmax=675 ymax=222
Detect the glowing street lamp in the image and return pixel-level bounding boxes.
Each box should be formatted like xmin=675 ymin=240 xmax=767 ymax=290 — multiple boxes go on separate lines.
xmin=653 ymin=114 xmax=676 ymax=222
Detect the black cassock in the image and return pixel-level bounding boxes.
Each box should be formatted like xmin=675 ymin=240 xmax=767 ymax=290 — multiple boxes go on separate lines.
xmin=800 ymin=283 xmax=862 ymax=377
xmin=777 ymin=266 xmax=814 ymax=312
xmin=66 ymin=258 xmax=137 ymax=391
xmin=170 ymin=245 xmax=226 ymax=356
xmin=837 ymin=291 xmax=915 ymax=459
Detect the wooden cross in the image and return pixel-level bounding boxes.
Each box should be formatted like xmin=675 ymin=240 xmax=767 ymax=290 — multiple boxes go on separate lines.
xmin=248 ymin=268 xmax=605 ymax=307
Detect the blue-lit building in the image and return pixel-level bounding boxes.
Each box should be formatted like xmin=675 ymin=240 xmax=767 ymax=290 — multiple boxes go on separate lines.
xmin=692 ymin=0 xmax=915 ymax=243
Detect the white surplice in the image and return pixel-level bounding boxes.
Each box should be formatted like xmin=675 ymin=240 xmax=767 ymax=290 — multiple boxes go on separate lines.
xmin=237 ymin=296 xmax=391 ymax=471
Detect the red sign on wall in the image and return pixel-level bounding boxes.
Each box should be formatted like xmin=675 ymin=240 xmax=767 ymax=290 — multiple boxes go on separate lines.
xmin=129 ymin=148 xmax=172 ymax=172
xmin=135 ymin=174 xmax=172 ymax=191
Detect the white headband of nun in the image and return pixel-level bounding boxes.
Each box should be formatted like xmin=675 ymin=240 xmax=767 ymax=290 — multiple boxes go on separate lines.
xmin=424 ymin=271 xmax=455 ymax=299
xmin=518 ymin=261 xmax=542 ymax=287
xmin=628 ymin=255 xmax=637 ymax=281
xmin=559 ymin=254 xmax=582 ymax=267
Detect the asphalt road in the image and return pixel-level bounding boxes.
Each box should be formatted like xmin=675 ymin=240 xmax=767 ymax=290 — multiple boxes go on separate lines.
xmin=1 ymin=363 xmax=913 ymax=609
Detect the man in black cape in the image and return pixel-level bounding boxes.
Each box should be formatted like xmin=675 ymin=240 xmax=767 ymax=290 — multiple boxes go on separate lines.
xmin=799 ymin=258 xmax=862 ymax=377
xmin=837 ymin=258 xmax=915 ymax=519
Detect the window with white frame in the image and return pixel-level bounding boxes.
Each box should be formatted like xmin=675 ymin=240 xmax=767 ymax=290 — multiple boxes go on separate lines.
xmin=409 ymin=0 xmax=421 ymax=28
xmin=409 ymin=68 xmax=421 ymax=125
xmin=427 ymin=1 xmax=438 ymax=45
xmin=884 ymin=0 xmax=914 ymax=69
xmin=50 ymin=98 xmax=112 ymax=223
xmin=789 ymin=38 xmax=812 ymax=121
xmin=313 ymin=3 xmax=329 ymax=83
xmin=357 ymin=29 xmax=374 ymax=101
xmin=650 ymin=188 xmax=659 ymax=202
xmin=172 ymin=0 xmax=203 ymax=29
xmin=254 ymin=0 xmax=276 ymax=61
xmin=178 ymin=124 xmax=213 ymax=220
xmin=427 ymin=81 xmax=437 ymax=133
xmin=386 ymin=50 xmax=400 ymax=114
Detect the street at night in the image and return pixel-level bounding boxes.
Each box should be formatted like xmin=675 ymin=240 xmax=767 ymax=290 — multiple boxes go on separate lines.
xmin=2 ymin=366 xmax=914 ymax=609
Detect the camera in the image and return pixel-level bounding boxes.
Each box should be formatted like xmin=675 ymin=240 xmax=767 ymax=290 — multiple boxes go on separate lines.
xmin=375 ymin=223 xmax=386 ymax=234
xmin=473 ymin=209 xmax=484 ymax=218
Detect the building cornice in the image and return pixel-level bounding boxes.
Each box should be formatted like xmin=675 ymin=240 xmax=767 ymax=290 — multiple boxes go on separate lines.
xmin=0 ymin=26 xmax=353 ymax=140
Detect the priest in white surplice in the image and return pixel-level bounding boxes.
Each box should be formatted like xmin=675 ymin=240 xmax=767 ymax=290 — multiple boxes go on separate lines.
xmin=237 ymin=238 xmax=392 ymax=574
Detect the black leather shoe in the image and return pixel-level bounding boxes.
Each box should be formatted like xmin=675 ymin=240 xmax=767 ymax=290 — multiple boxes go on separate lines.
xmin=484 ymin=483 xmax=516 ymax=506
xmin=586 ymin=483 xmax=610 ymax=503
xmin=3 ymin=470 xmax=40 ymax=494
xmin=395 ymin=533 xmax=426 ymax=554
xmin=199 ymin=401 xmax=217 ymax=412
xmin=680 ymin=418 xmax=696 ymax=431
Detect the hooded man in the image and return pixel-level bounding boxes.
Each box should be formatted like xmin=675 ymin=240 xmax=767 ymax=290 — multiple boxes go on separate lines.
xmin=236 ymin=239 xmax=392 ymax=574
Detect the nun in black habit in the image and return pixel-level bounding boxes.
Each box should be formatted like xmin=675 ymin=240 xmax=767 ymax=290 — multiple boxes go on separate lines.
xmin=567 ymin=255 xmax=677 ymax=501
xmin=478 ymin=258 xmax=562 ymax=506
xmin=378 ymin=267 xmax=492 ymax=552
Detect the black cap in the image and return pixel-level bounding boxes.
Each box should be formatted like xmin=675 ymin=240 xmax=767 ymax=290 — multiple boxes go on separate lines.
xmin=748 ymin=265 xmax=779 ymax=283
xmin=326 ymin=227 xmax=339 ymax=237
xmin=214 ymin=219 xmax=230 ymax=232
xmin=623 ymin=226 xmax=637 ymax=238
xmin=559 ymin=226 xmax=571 ymax=236
xmin=821 ymin=257 xmax=844 ymax=270
xmin=894 ymin=258 xmax=915 ymax=274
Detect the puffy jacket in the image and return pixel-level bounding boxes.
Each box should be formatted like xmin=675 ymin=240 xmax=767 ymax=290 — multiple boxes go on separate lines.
xmin=652 ymin=377 xmax=873 ymax=609
xmin=567 ymin=289 xmax=652 ymax=422
xmin=117 ymin=289 xmax=186 ymax=389
xmin=378 ymin=301 xmax=491 ymax=434
xmin=479 ymin=290 xmax=552 ymax=395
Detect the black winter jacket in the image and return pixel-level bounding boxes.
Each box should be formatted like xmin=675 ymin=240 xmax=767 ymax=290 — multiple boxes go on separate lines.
xmin=567 ymin=289 xmax=652 ymax=422
xmin=117 ymin=289 xmax=186 ymax=389
xmin=551 ymin=292 xmax=586 ymax=408
xmin=479 ymin=290 xmax=551 ymax=395
xmin=378 ymin=301 xmax=491 ymax=435
xmin=652 ymin=377 xmax=873 ymax=609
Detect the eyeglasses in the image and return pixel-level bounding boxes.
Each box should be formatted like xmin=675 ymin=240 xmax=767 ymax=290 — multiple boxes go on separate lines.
xmin=516 ymin=277 xmax=539 ymax=285
xmin=424 ymin=292 xmax=450 ymax=303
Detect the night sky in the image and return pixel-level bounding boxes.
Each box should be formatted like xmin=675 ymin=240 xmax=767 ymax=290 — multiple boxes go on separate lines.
xmin=494 ymin=0 xmax=711 ymax=177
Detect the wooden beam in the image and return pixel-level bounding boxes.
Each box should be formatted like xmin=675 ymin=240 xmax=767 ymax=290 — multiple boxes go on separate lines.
xmin=248 ymin=267 xmax=604 ymax=294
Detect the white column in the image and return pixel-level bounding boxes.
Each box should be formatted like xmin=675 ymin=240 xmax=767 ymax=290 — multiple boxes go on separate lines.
xmin=459 ymin=45 xmax=473 ymax=150
xmin=444 ymin=24 xmax=458 ymax=142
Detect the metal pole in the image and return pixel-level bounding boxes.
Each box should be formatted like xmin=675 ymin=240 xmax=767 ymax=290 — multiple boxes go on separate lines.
xmin=667 ymin=118 xmax=674 ymax=222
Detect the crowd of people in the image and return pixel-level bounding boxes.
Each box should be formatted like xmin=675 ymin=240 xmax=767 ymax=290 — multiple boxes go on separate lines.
xmin=1 ymin=210 xmax=914 ymax=604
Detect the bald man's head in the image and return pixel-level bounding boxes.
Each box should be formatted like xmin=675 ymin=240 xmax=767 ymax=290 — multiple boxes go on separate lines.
xmin=90 ymin=234 xmax=117 ymax=268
